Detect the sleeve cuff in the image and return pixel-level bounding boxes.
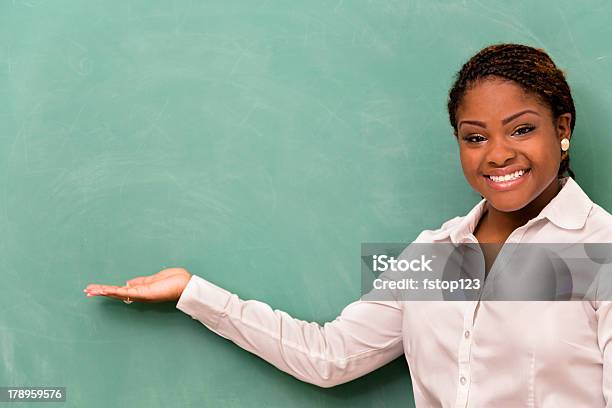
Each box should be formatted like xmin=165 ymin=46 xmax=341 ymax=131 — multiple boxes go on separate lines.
xmin=176 ymin=275 xmax=232 ymax=330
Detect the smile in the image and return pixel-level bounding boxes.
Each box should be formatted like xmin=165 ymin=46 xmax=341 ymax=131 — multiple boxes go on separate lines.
xmin=483 ymin=169 xmax=530 ymax=191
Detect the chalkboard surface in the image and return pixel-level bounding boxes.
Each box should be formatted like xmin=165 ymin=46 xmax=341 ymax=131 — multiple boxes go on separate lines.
xmin=2 ymin=1 xmax=612 ymax=407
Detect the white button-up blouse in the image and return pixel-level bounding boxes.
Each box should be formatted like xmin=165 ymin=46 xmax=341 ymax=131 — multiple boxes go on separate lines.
xmin=176 ymin=177 xmax=612 ymax=407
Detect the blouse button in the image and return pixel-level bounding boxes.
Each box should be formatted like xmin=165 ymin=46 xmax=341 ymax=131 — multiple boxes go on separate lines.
xmin=464 ymin=330 xmax=471 ymax=339
xmin=460 ymin=376 xmax=467 ymax=385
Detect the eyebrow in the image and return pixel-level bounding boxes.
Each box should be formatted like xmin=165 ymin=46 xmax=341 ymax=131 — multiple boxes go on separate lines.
xmin=458 ymin=109 xmax=540 ymax=129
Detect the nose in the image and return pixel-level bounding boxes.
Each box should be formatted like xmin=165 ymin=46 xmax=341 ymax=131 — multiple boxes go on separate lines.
xmin=485 ymin=136 xmax=517 ymax=166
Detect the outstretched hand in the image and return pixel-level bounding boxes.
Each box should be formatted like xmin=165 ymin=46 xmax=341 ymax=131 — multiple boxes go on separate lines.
xmin=84 ymin=268 xmax=192 ymax=303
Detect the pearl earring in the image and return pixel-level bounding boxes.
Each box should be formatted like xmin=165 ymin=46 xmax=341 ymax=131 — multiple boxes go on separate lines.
xmin=561 ymin=138 xmax=570 ymax=151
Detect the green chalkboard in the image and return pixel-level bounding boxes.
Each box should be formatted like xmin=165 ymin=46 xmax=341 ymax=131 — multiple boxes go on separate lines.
xmin=2 ymin=1 xmax=612 ymax=407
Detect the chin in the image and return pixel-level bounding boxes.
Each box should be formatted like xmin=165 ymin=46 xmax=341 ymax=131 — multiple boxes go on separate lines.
xmin=484 ymin=195 xmax=531 ymax=213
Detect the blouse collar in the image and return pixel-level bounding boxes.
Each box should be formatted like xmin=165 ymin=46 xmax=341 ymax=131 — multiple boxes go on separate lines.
xmin=440 ymin=177 xmax=593 ymax=243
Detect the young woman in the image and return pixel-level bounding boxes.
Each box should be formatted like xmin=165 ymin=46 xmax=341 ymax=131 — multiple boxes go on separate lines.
xmin=84 ymin=43 xmax=612 ymax=407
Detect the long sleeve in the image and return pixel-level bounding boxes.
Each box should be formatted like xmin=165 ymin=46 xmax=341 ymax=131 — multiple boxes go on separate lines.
xmin=597 ymin=301 xmax=612 ymax=407
xmin=176 ymin=275 xmax=405 ymax=388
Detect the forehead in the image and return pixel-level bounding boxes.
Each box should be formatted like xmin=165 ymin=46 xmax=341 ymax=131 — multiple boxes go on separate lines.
xmin=456 ymin=77 xmax=550 ymax=120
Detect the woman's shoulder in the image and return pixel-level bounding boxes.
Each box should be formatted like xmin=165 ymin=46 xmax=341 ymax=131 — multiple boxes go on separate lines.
xmin=584 ymin=202 xmax=612 ymax=238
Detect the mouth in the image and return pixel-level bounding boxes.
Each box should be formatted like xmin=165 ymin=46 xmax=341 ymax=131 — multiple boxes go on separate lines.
xmin=483 ymin=168 xmax=531 ymax=191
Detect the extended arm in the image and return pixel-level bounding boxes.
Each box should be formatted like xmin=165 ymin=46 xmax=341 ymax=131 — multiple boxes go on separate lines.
xmin=176 ymin=275 xmax=405 ymax=388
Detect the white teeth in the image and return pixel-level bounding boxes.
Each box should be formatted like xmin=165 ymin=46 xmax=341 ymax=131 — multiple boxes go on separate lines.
xmin=488 ymin=169 xmax=526 ymax=183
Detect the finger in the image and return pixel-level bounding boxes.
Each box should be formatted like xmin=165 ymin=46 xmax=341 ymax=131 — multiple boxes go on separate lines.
xmin=102 ymin=286 xmax=146 ymax=301
xmin=126 ymin=273 xmax=168 ymax=287
xmin=99 ymin=293 xmax=129 ymax=301
xmin=86 ymin=268 xmax=186 ymax=287
xmin=86 ymin=288 xmax=138 ymax=302
xmin=84 ymin=284 xmax=121 ymax=294
xmin=84 ymin=284 xmax=134 ymax=298
xmin=84 ymin=285 xmax=143 ymax=302
xmin=125 ymin=268 xmax=186 ymax=286
xmin=85 ymin=281 xmax=149 ymax=292
xmin=154 ymin=268 xmax=189 ymax=278
xmin=125 ymin=276 xmax=150 ymax=286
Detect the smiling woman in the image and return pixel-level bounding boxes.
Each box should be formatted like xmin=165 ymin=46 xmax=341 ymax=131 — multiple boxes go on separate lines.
xmin=84 ymin=44 xmax=612 ymax=407
xmin=455 ymin=78 xmax=572 ymax=241
xmin=447 ymin=44 xmax=577 ymax=245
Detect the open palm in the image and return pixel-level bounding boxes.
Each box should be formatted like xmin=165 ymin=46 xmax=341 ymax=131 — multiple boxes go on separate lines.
xmin=84 ymin=267 xmax=192 ymax=303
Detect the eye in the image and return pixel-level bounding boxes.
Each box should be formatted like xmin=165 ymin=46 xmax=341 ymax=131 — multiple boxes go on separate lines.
xmin=463 ymin=134 xmax=486 ymax=144
xmin=513 ymin=126 xmax=535 ymax=136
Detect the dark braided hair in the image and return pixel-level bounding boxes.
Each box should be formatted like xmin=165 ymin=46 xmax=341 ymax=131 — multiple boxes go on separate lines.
xmin=447 ymin=43 xmax=576 ymax=179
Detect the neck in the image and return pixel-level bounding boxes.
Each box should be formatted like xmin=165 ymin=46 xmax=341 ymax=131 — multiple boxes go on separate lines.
xmin=482 ymin=177 xmax=563 ymax=235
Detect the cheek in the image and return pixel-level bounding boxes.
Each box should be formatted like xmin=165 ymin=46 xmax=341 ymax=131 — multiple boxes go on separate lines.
xmin=458 ymin=149 xmax=484 ymax=191
xmin=458 ymin=149 xmax=479 ymax=176
xmin=530 ymin=139 xmax=561 ymax=173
